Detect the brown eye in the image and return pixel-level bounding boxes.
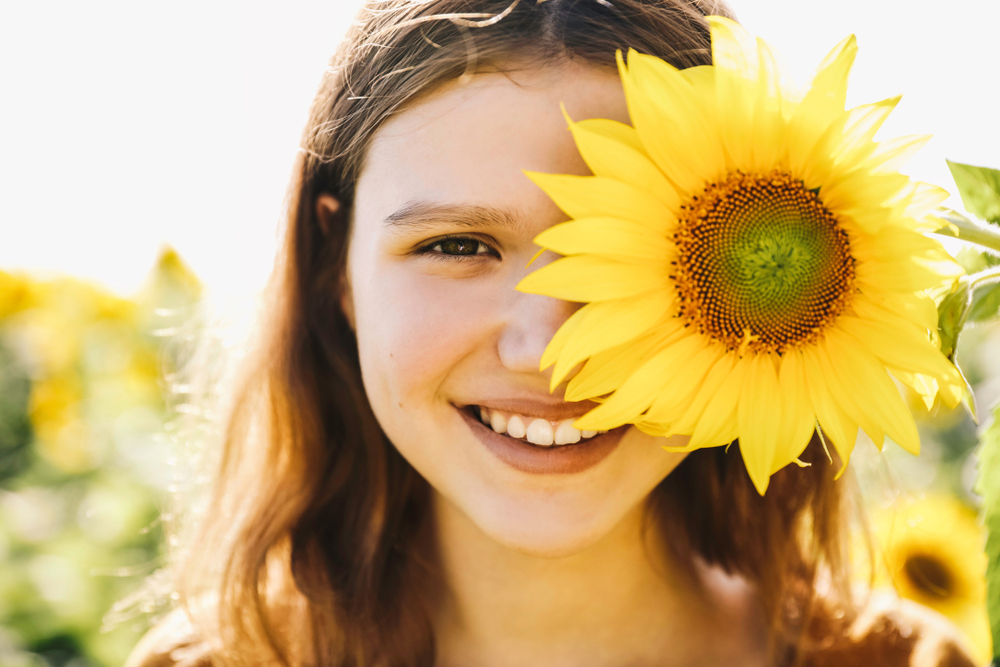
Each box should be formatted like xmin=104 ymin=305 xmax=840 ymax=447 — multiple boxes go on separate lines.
xmin=435 ymin=238 xmax=484 ymax=255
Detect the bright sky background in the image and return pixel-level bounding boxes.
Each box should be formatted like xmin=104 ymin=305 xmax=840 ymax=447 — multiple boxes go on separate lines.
xmin=2 ymin=0 xmax=998 ymax=307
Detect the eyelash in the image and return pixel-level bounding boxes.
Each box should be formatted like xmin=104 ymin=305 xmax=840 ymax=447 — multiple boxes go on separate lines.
xmin=417 ymin=236 xmax=501 ymax=261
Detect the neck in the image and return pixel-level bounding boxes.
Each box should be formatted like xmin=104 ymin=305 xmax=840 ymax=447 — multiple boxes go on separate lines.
xmin=428 ymin=491 xmax=743 ymax=667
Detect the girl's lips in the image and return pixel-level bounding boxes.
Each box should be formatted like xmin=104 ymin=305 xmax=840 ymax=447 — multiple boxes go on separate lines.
xmin=455 ymin=405 xmax=628 ymax=475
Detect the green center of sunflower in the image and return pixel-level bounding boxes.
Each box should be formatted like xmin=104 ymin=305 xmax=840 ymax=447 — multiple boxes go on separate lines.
xmin=674 ymin=171 xmax=854 ymax=354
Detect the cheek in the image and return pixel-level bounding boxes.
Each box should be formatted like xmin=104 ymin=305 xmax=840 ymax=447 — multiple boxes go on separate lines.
xmin=353 ymin=260 xmax=499 ymax=410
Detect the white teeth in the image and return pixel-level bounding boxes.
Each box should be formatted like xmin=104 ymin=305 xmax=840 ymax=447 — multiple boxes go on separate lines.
xmin=525 ymin=419 xmax=554 ymax=446
xmin=554 ymin=420 xmax=581 ymax=445
xmin=472 ymin=406 xmax=608 ymax=445
xmin=490 ymin=411 xmax=507 ymax=434
xmin=506 ymin=415 xmax=527 ymax=439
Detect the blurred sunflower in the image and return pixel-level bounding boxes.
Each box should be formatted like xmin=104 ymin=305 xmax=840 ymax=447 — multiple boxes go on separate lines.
xmin=516 ymin=16 xmax=964 ymax=493
xmin=872 ymin=496 xmax=991 ymax=662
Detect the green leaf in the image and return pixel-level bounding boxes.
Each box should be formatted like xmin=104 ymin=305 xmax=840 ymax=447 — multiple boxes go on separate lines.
xmin=977 ymin=402 xmax=1000 ymax=662
xmin=937 ymin=278 xmax=978 ymax=420
xmin=969 ymin=283 xmax=1000 ymax=323
xmin=948 ymin=160 xmax=1000 ymax=225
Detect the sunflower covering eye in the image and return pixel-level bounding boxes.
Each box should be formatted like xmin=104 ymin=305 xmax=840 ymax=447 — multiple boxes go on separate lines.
xmin=515 ymin=16 xmax=966 ymax=494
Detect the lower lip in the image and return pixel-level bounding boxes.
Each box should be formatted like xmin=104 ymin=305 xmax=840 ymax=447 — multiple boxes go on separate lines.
xmin=456 ymin=405 xmax=628 ymax=475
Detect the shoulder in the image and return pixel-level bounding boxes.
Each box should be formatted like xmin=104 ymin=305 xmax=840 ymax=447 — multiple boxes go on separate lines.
xmin=801 ymin=592 xmax=979 ymax=667
xmin=124 ymin=607 xmax=212 ymax=667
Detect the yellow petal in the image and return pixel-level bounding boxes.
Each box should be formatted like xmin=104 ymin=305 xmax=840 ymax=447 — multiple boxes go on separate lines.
xmin=572 ymin=334 xmax=706 ymax=430
xmin=641 ymin=341 xmax=725 ymax=426
xmin=820 ymin=167 xmax=909 ymax=222
xmin=836 ymin=316 xmax=958 ymax=382
xmin=687 ymin=354 xmax=752 ymax=450
xmin=786 ymin=34 xmax=858 ymax=176
xmin=564 ymin=108 xmax=680 ymax=212
xmin=532 ymin=217 xmax=673 ymax=262
xmin=618 ymin=49 xmax=725 ymax=195
xmin=737 ymin=353 xmax=783 ymax=495
xmin=523 ymin=171 xmax=674 ymax=231
xmin=573 ymin=117 xmax=645 ymax=153
xmin=707 ymin=16 xmax=759 ymax=81
xmin=516 ymin=255 xmax=667 ymax=302
xmin=801 ymin=347 xmax=858 ymax=476
xmin=814 ymin=336 xmax=887 ymax=449
xmin=774 ymin=350 xmax=817 ymax=471
xmin=866 ymin=134 xmax=932 ymax=174
xmin=539 ymin=303 xmax=589 ymax=371
xmin=565 ymin=323 xmax=685 ymax=401
xmin=549 ymin=290 xmax=674 ymax=390
xmin=706 ymin=16 xmax=759 ymax=170
xmin=825 ymin=330 xmax=921 ymax=455
xmin=749 ymin=37 xmax=789 ymax=173
xmin=667 ymin=351 xmax=737 ymax=435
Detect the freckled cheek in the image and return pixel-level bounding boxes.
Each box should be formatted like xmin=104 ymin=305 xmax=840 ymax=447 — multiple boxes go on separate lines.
xmin=359 ymin=264 xmax=501 ymax=404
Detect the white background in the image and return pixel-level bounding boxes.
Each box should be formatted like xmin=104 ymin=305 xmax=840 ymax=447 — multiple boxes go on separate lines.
xmin=2 ymin=0 xmax=998 ymax=306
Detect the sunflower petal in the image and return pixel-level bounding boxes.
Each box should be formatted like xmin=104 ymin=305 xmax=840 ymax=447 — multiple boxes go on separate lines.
xmin=515 ymin=255 xmax=666 ymax=302
xmin=565 ymin=324 xmax=684 ymax=401
xmin=687 ymin=354 xmax=752 ymax=450
xmin=532 ymin=217 xmax=673 ymax=262
xmin=737 ymin=353 xmax=783 ymax=494
xmin=550 ymin=290 xmax=674 ymax=389
xmin=667 ymin=351 xmax=738 ymax=435
xmin=826 ymin=329 xmax=921 ymax=455
xmin=523 ymin=171 xmax=674 ymax=231
xmin=572 ymin=334 xmax=706 ymax=430
xmin=786 ymin=34 xmax=857 ymax=177
xmin=774 ymin=350 xmax=816 ymax=471
xmin=801 ymin=347 xmax=858 ymax=476
xmin=641 ymin=341 xmax=726 ymax=426
xmin=564 ymin=109 xmax=680 ymax=211
xmin=618 ymin=49 xmax=726 ymax=195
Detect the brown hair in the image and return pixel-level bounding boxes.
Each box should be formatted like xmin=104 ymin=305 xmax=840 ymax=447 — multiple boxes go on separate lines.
xmin=171 ymin=1 xmax=858 ymax=665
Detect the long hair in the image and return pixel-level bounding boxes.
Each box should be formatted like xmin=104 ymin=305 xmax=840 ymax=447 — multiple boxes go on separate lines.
xmin=171 ymin=1 xmax=859 ymax=665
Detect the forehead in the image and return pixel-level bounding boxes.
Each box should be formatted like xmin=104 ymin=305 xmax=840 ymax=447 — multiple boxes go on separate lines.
xmin=354 ymin=62 xmax=631 ymax=228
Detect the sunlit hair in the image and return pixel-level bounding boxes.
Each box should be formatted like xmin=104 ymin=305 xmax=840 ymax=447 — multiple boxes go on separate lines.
xmin=165 ymin=1 xmax=864 ymax=665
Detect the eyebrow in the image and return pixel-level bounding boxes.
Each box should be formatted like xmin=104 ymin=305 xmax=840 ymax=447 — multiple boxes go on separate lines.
xmin=383 ymin=200 xmax=528 ymax=235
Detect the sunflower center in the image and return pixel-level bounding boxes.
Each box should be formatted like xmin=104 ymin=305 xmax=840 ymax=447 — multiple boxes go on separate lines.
xmin=674 ymin=170 xmax=854 ymax=354
xmin=903 ymin=554 xmax=954 ymax=599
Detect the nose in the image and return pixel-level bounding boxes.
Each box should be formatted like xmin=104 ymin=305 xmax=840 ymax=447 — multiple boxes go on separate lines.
xmin=497 ymin=286 xmax=581 ymax=377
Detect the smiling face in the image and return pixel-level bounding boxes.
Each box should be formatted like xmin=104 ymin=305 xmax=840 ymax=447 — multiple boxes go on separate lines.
xmin=338 ymin=61 xmax=690 ymax=556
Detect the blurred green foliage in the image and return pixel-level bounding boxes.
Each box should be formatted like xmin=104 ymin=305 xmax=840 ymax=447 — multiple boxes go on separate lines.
xmin=0 ymin=250 xmax=200 ymax=667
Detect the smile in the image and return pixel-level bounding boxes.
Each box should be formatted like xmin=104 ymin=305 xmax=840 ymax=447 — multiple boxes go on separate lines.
xmin=456 ymin=405 xmax=628 ymax=475
xmin=473 ymin=405 xmax=608 ymax=446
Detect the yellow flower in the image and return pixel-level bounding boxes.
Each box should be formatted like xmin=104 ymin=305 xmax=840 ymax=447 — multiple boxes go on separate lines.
xmin=871 ymin=496 xmax=991 ymax=663
xmin=516 ymin=17 xmax=964 ymax=493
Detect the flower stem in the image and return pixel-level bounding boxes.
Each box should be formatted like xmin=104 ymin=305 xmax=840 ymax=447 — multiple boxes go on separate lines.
xmin=970 ymin=266 xmax=1000 ymax=291
xmin=934 ymin=210 xmax=1000 ymax=255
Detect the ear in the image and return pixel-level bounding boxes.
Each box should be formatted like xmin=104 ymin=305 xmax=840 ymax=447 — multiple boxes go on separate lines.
xmin=316 ymin=194 xmax=356 ymax=332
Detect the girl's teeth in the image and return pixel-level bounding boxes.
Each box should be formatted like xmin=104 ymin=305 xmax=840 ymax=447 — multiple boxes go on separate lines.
xmin=506 ymin=415 xmax=527 ymax=439
xmin=490 ymin=411 xmax=507 ymax=434
xmin=472 ymin=406 xmax=609 ymax=444
xmin=554 ymin=420 xmax=581 ymax=445
xmin=525 ymin=419 xmax=554 ymax=446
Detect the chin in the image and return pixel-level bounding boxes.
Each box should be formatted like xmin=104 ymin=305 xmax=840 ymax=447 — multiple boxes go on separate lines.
xmin=464 ymin=488 xmax=638 ymax=558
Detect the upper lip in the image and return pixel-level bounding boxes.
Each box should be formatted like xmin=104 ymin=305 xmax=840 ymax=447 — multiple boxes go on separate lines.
xmin=456 ymin=397 xmax=600 ymax=421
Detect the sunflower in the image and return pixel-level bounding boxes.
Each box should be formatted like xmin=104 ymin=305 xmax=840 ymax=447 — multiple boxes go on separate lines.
xmin=870 ymin=496 xmax=991 ymax=662
xmin=515 ymin=17 xmax=965 ymax=493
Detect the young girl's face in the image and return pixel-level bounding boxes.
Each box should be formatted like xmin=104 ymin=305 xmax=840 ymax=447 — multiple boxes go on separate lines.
xmin=338 ymin=61 xmax=690 ymax=556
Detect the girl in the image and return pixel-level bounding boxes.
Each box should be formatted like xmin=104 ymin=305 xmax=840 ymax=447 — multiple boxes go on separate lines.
xmin=127 ymin=1 xmax=978 ymax=665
